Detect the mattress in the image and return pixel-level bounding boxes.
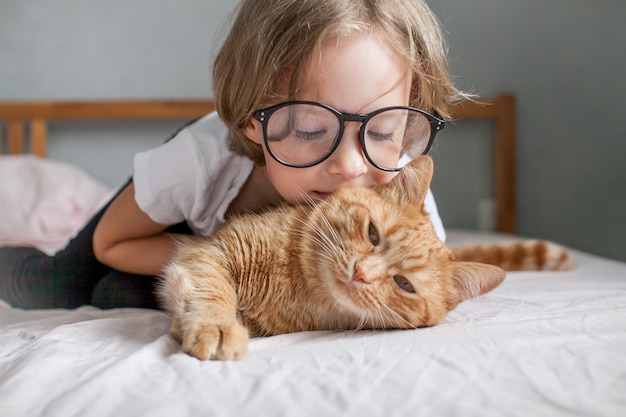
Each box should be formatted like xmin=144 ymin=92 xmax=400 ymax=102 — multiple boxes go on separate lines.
xmin=1 ymin=230 xmax=625 ymax=417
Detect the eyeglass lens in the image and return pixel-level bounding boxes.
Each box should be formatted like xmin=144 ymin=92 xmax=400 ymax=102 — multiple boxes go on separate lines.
xmin=263 ymin=103 xmax=433 ymax=170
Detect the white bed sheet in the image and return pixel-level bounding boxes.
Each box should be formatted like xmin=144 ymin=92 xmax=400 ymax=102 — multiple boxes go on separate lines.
xmin=1 ymin=230 xmax=625 ymax=417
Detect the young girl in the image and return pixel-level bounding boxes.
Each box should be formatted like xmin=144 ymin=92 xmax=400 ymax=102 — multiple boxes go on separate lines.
xmin=0 ymin=0 xmax=460 ymax=310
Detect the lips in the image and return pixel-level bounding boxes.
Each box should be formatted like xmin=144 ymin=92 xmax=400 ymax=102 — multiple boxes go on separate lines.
xmin=310 ymin=191 xmax=332 ymax=200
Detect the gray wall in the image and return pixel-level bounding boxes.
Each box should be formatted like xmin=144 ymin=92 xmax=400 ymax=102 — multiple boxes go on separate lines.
xmin=1 ymin=0 xmax=624 ymax=262
xmin=426 ymin=0 xmax=626 ymax=262
xmin=1 ymin=0 xmax=236 ymax=185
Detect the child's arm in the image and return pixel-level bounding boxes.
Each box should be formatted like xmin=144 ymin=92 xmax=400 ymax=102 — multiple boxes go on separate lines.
xmin=93 ymin=182 xmax=179 ymax=276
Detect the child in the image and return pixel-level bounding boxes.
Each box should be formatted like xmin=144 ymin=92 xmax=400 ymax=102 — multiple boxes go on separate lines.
xmin=0 ymin=0 xmax=461 ymax=309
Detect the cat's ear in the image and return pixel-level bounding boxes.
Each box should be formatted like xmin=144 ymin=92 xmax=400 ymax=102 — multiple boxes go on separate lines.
xmin=385 ymin=155 xmax=434 ymax=205
xmin=448 ymin=262 xmax=505 ymax=306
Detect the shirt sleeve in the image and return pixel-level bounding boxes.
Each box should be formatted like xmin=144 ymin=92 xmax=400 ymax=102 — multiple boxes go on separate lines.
xmin=133 ymin=129 xmax=208 ymax=225
xmin=424 ymin=188 xmax=446 ymax=243
xmin=132 ymin=113 xmax=255 ymax=236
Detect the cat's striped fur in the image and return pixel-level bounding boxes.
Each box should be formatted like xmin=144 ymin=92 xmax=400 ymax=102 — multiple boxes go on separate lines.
xmin=158 ymin=156 xmax=571 ymax=361
xmin=452 ymin=240 xmax=575 ymax=271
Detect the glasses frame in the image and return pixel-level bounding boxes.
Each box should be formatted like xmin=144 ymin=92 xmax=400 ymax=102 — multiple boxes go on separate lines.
xmin=253 ymin=101 xmax=445 ymax=172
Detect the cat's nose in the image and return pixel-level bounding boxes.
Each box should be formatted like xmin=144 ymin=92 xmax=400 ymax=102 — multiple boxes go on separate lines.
xmin=352 ymin=264 xmax=371 ymax=283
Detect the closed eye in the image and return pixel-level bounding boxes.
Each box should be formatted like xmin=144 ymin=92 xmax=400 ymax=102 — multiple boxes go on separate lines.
xmin=296 ymin=129 xmax=327 ymax=141
xmin=393 ymin=275 xmax=415 ymax=293
xmin=367 ymin=130 xmax=394 ymax=141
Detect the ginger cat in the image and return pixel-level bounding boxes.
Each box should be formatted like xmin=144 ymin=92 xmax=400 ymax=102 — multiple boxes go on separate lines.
xmin=158 ymin=156 xmax=570 ymax=361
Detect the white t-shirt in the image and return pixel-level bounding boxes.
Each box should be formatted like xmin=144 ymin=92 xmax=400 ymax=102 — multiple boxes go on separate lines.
xmin=133 ymin=112 xmax=446 ymax=242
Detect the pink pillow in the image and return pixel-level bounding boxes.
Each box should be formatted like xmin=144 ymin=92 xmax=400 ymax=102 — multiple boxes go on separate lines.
xmin=0 ymin=155 xmax=113 ymax=255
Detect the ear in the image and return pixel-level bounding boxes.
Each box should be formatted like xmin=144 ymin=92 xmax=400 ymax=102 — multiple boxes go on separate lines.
xmin=243 ymin=116 xmax=264 ymax=145
xmin=448 ymin=262 xmax=505 ymax=307
xmin=383 ymin=155 xmax=434 ymax=205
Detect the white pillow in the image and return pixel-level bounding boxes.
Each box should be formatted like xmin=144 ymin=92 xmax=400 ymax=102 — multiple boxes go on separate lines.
xmin=0 ymin=155 xmax=113 ymax=255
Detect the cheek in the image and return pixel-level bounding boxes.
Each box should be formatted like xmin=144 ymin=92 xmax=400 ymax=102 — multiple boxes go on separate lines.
xmin=265 ymin=160 xmax=314 ymax=203
xmin=372 ymin=170 xmax=397 ymax=186
xmin=265 ymin=165 xmax=286 ymax=195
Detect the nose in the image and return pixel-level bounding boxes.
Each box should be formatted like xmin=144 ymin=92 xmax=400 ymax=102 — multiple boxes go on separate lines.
xmin=326 ymin=124 xmax=367 ymax=179
xmin=352 ymin=264 xmax=371 ymax=284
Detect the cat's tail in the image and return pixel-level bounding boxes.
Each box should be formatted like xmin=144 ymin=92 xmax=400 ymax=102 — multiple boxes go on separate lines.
xmin=451 ymin=240 xmax=576 ymax=271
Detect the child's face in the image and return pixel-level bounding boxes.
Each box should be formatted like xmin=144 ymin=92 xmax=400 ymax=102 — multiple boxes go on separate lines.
xmin=245 ymin=33 xmax=412 ymax=204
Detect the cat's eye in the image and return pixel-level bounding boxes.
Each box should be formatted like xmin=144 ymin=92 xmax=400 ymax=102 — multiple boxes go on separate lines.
xmin=368 ymin=222 xmax=380 ymax=246
xmin=393 ymin=275 xmax=415 ymax=293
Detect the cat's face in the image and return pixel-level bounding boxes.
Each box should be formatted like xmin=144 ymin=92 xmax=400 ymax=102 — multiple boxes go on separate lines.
xmin=299 ymin=156 xmax=504 ymax=329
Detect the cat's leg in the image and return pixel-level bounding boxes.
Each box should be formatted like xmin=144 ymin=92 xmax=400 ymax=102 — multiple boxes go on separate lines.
xmin=169 ymin=317 xmax=183 ymax=344
xmin=160 ymin=260 xmax=249 ymax=361
xmin=180 ymin=308 xmax=249 ymax=361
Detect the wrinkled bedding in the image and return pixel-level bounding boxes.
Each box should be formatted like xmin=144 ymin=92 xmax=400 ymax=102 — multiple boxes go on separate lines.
xmin=1 ymin=230 xmax=625 ymax=417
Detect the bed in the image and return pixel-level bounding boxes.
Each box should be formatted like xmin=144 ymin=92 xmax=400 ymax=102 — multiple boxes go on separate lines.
xmin=1 ymin=96 xmax=625 ymax=417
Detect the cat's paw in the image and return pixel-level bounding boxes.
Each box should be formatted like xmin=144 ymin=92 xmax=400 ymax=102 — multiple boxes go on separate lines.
xmin=180 ymin=317 xmax=249 ymax=361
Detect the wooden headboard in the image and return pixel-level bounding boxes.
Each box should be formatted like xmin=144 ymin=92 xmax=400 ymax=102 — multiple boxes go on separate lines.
xmin=0 ymin=95 xmax=515 ymax=233
xmin=0 ymin=100 xmax=215 ymax=157
xmin=449 ymin=94 xmax=516 ymax=234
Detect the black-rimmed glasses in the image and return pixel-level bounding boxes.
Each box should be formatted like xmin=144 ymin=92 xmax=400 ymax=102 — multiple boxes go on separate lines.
xmin=253 ymin=101 xmax=444 ymax=172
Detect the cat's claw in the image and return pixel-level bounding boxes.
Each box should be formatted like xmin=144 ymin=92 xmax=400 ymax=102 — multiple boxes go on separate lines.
xmin=180 ymin=319 xmax=249 ymax=361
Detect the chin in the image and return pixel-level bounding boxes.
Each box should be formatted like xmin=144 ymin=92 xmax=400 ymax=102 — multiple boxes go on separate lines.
xmin=330 ymin=278 xmax=368 ymax=315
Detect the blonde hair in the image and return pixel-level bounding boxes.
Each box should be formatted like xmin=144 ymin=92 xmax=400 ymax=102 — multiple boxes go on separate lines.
xmin=213 ymin=0 xmax=461 ymax=164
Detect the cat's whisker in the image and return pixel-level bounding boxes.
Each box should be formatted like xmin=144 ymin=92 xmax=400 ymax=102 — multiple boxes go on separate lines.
xmin=312 ymin=229 xmax=344 ymax=257
xmin=293 ymin=218 xmax=343 ymax=262
xmin=294 ymin=187 xmax=339 ymax=253
xmin=292 ymin=226 xmax=338 ymax=264
xmin=378 ymin=301 xmax=416 ymax=329
xmin=364 ymin=293 xmax=387 ymax=329
xmin=311 ymin=223 xmax=342 ymax=256
xmin=322 ymin=218 xmax=343 ymax=250
xmin=376 ymin=308 xmax=388 ymax=330
xmin=307 ymin=200 xmax=344 ymax=250
xmin=297 ymin=188 xmax=321 ymax=206
xmin=355 ymin=314 xmax=363 ymax=331
xmin=356 ymin=310 xmax=369 ymax=331
xmin=293 ymin=219 xmax=327 ymax=245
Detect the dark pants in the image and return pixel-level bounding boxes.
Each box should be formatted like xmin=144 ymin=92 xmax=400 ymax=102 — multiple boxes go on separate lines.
xmin=0 ymin=180 xmax=192 ymax=310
